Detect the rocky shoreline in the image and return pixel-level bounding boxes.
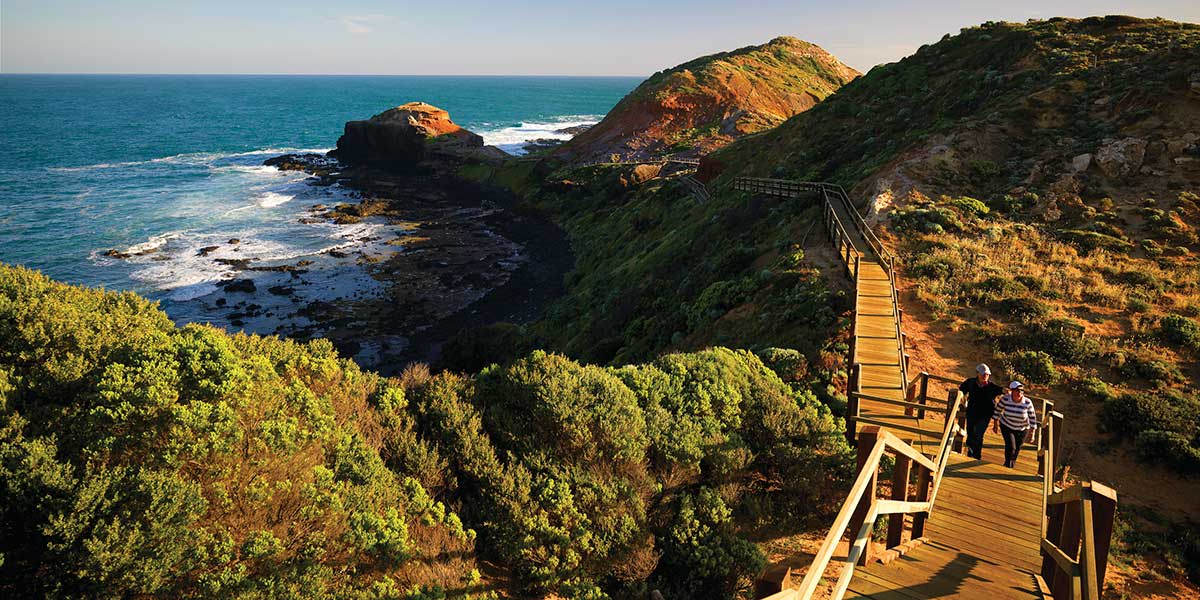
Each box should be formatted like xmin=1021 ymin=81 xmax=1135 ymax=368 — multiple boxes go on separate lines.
xmin=257 ymin=151 xmax=571 ymax=373
xmin=96 ymin=102 xmax=578 ymax=372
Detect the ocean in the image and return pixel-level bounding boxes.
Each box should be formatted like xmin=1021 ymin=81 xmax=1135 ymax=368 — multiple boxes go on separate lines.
xmin=0 ymin=74 xmax=637 ymax=334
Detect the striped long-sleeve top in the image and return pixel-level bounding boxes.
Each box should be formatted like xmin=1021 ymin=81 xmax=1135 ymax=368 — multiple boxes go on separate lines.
xmin=993 ymin=394 xmax=1038 ymax=431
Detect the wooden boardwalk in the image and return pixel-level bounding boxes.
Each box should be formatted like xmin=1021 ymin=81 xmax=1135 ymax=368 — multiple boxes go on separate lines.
xmin=849 ymin=437 xmax=1044 ymax=599
xmin=732 ymin=177 xmax=1108 ymax=600
xmin=828 ymin=182 xmax=1044 ymax=598
xmin=830 ymin=184 xmax=1046 ymax=597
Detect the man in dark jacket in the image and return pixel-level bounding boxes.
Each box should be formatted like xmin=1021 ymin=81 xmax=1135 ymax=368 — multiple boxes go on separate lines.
xmin=959 ymin=363 xmax=1003 ymax=459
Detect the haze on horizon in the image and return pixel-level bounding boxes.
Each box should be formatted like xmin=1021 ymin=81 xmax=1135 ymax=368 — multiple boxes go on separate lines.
xmin=3 ymin=0 xmax=1199 ymax=76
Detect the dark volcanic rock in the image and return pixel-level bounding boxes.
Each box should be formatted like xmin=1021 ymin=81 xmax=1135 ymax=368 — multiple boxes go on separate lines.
xmin=197 ymin=245 xmax=220 ymax=256
xmin=555 ymin=124 xmax=593 ymax=136
xmin=221 ymin=279 xmax=256 ymax=293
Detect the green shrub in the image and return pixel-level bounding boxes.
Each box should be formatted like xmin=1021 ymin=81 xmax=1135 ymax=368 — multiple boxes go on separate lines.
xmin=950 ymin=196 xmax=990 ymax=216
xmin=0 ymin=265 xmax=475 ymax=598
xmin=688 ymin=277 xmax=759 ymax=330
xmin=1078 ymin=376 xmax=1116 ymax=402
xmin=966 ymin=160 xmax=1001 ymax=181
xmin=993 ymin=296 xmax=1052 ymax=322
xmin=1159 ymin=314 xmax=1200 ymax=352
xmin=1126 ymin=297 xmax=1151 ymax=313
xmin=1117 ymin=355 xmax=1185 ymax=387
xmin=1024 ymin=319 xmax=1100 ymax=365
xmin=1100 ymin=391 xmax=1200 ymax=441
xmin=1005 ymin=350 xmax=1060 ymax=385
xmin=1134 ymin=430 xmax=1200 ymax=473
xmin=755 ymin=347 xmax=808 ymax=383
xmin=654 ymin=489 xmax=765 ymax=599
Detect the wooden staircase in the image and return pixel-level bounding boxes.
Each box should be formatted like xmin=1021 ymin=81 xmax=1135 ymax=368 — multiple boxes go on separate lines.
xmin=733 ymin=177 xmax=1118 ymax=600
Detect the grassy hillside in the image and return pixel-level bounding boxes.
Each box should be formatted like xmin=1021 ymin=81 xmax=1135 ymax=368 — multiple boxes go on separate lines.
xmin=710 ymin=16 xmax=1200 ymax=475
xmin=555 ymin=36 xmax=859 ymax=163
xmin=0 ymin=264 xmax=852 ymax=599
xmin=709 ymin=15 xmax=1200 ymax=588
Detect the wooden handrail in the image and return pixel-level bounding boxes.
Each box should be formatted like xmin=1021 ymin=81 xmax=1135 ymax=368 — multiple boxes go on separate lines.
xmin=1037 ymin=418 xmax=1118 ymax=600
xmin=792 ymin=385 xmax=967 ymax=600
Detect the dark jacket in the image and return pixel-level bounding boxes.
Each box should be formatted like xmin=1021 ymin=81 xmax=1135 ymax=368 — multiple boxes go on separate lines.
xmin=959 ymin=377 xmax=1004 ymax=422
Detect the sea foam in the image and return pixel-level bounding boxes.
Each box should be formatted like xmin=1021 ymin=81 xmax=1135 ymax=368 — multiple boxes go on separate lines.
xmin=479 ymin=116 xmax=601 ymax=155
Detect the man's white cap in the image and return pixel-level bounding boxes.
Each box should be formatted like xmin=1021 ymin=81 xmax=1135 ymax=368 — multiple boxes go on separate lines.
xmin=1009 ymin=381 xmax=1024 ymax=390
xmin=976 ymin=363 xmax=991 ymax=375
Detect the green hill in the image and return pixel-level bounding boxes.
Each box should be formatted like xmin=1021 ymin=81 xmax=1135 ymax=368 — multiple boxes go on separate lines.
xmin=555 ymin=36 xmax=858 ymax=163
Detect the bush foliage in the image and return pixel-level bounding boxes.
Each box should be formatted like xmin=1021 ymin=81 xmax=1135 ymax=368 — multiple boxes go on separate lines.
xmin=0 ymin=265 xmax=852 ymax=598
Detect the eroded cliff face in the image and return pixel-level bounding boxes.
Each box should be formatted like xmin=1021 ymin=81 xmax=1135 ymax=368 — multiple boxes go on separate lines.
xmin=332 ymin=101 xmax=505 ymax=168
xmin=555 ymin=36 xmax=859 ymax=164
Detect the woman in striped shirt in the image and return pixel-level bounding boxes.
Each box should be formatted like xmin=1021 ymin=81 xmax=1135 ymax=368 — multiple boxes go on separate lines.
xmin=992 ymin=381 xmax=1038 ymax=468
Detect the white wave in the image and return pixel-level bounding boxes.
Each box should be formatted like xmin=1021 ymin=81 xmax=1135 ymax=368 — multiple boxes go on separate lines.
xmin=256 ymin=192 xmax=295 ymax=208
xmin=223 ymin=205 xmax=255 ymax=216
xmin=214 ymin=165 xmax=287 ymax=176
xmin=478 ymin=116 xmax=601 ymax=156
xmin=48 ymin=147 xmax=333 ymax=172
xmin=121 ymin=231 xmax=186 ymax=255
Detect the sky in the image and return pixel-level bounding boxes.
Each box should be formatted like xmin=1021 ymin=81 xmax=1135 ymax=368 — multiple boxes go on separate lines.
xmin=3 ymin=0 xmax=1199 ymax=75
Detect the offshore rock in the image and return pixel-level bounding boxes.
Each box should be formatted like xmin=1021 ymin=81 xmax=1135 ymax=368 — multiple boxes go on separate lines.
xmin=331 ymin=102 xmax=505 ymax=168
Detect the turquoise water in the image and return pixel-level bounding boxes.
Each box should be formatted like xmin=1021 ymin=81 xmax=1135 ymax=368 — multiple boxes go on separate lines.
xmin=0 ymin=74 xmax=636 ymax=329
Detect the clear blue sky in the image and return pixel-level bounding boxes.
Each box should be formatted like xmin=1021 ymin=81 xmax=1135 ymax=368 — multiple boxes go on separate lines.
xmin=3 ymin=0 xmax=1198 ymax=75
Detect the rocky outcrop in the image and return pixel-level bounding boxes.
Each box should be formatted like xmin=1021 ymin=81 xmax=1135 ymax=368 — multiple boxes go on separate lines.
xmin=331 ymin=102 xmax=505 ymax=168
xmin=555 ymin=36 xmax=859 ymax=164
xmin=1095 ymin=137 xmax=1147 ymax=179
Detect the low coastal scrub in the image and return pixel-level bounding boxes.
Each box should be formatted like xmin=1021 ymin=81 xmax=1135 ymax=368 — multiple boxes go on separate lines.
xmin=885 ymin=189 xmax=1200 ymax=473
xmin=0 ymin=264 xmax=853 ymax=598
xmin=0 ymin=265 xmax=476 ymax=598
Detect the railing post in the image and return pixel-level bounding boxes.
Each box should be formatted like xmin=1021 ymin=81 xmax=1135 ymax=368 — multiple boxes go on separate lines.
xmin=887 ymin=453 xmax=912 ymax=549
xmin=1055 ymin=499 xmax=1084 ymax=600
xmin=905 ymin=380 xmax=918 ymax=417
xmin=918 ymin=373 xmax=929 ymax=420
xmin=846 ymin=363 xmax=861 ymax=444
xmin=1051 ymin=411 xmax=1064 ymax=481
xmin=912 ymin=466 xmax=932 ymax=538
xmin=1079 ymin=486 xmax=1100 ymax=600
xmin=853 ymin=254 xmax=861 ymax=282
xmin=1089 ymin=483 xmax=1118 ymax=595
xmin=849 ymin=426 xmax=880 ymax=567
xmin=946 ymin=390 xmax=964 ymax=454
xmin=1042 ymin=499 xmax=1067 ymax=594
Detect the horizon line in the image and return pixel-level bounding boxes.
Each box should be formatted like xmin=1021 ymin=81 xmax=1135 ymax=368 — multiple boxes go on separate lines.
xmin=0 ymin=72 xmax=653 ymax=78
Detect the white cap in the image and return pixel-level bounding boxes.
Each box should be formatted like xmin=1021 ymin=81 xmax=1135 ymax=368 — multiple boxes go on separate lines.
xmin=976 ymin=363 xmax=991 ymax=375
xmin=1009 ymin=381 xmax=1024 ymax=390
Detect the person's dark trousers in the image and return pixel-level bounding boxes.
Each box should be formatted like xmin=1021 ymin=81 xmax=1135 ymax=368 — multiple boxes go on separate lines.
xmin=999 ymin=424 xmax=1025 ymax=468
xmin=965 ymin=416 xmax=990 ymax=459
